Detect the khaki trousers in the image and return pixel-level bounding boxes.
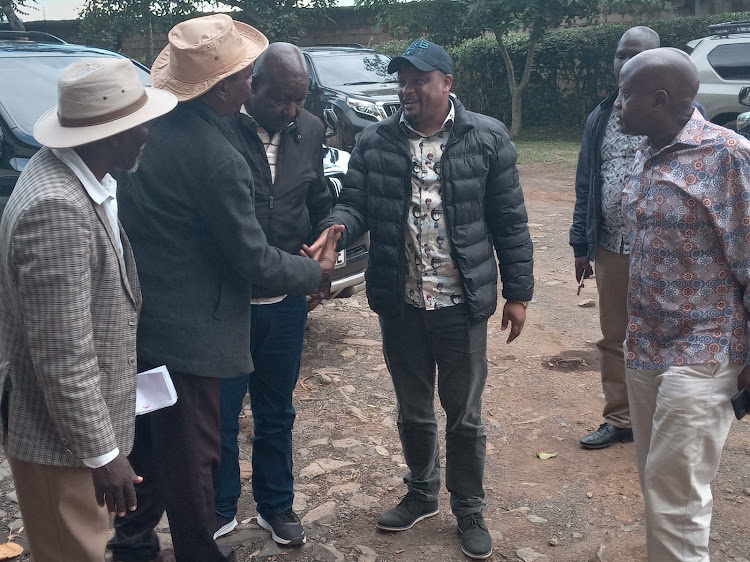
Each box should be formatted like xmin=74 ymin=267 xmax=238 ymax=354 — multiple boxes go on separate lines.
xmin=626 ymin=363 xmax=740 ymax=562
xmin=7 ymin=454 xmax=109 ymax=562
xmin=594 ymin=245 xmax=630 ymax=428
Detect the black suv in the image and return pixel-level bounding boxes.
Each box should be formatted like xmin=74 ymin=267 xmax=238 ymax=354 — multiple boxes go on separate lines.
xmin=302 ymin=45 xmax=400 ymax=151
xmin=0 ymin=30 xmax=150 ymax=215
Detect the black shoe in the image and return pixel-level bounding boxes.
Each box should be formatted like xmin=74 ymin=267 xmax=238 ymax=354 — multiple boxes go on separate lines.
xmin=580 ymin=422 xmax=634 ymax=449
xmin=457 ymin=513 xmax=493 ymax=560
xmin=213 ymin=514 xmax=238 ymax=539
xmin=376 ymin=492 xmax=439 ymax=531
xmin=257 ymin=509 xmax=306 ymax=546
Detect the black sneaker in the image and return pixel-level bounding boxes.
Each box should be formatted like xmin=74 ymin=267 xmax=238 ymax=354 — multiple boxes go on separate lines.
xmin=457 ymin=513 xmax=493 ymax=560
xmin=376 ymin=493 xmax=439 ymax=531
xmin=213 ymin=514 xmax=238 ymax=539
xmin=257 ymin=509 xmax=306 ymax=546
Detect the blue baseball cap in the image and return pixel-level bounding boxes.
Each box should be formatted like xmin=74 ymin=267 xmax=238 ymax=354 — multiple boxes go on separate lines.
xmin=387 ymin=39 xmax=454 ymax=75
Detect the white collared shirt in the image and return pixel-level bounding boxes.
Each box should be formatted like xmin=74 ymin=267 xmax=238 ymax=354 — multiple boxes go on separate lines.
xmin=52 ymin=147 xmax=123 ymax=261
xmin=52 ymin=147 xmax=120 ymax=469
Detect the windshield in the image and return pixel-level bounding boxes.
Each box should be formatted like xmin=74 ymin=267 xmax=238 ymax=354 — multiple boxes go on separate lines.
xmin=310 ymin=52 xmax=396 ymax=88
xmin=0 ymin=54 xmax=150 ymax=143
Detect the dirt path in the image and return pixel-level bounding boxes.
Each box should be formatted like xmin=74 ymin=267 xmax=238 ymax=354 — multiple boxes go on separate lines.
xmin=223 ymin=162 xmax=750 ymax=562
xmin=4 ymin=162 xmax=750 ymax=561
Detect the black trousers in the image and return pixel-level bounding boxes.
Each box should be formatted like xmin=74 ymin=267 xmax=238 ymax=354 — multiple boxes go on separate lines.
xmin=379 ymin=303 xmax=489 ymax=517
xmin=109 ymin=364 xmax=235 ymax=562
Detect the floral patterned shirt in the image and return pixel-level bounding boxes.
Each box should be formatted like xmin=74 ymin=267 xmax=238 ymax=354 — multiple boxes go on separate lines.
xmin=623 ymin=110 xmax=750 ymax=369
xmin=400 ymin=101 xmax=464 ymax=310
xmin=598 ymin=109 xmax=643 ymax=254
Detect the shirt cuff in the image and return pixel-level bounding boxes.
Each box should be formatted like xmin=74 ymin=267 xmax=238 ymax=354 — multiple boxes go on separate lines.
xmin=82 ymin=447 xmax=119 ymax=469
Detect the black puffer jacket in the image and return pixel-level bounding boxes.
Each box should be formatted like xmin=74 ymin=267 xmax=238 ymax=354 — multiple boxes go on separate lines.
xmin=318 ymin=98 xmax=533 ymax=323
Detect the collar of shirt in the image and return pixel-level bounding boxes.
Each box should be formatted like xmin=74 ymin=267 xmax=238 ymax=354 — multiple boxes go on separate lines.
xmin=51 ymin=147 xmax=118 ymax=206
xmin=239 ymin=105 xmax=293 ymax=140
xmin=400 ymin=98 xmax=455 ymax=138
xmin=640 ymin=108 xmax=704 ymax=161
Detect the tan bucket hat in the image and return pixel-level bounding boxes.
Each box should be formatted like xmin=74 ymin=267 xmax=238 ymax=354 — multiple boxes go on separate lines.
xmin=151 ymin=14 xmax=269 ymax=102
xmin=34 ymin=57 xmax=178 ymax=149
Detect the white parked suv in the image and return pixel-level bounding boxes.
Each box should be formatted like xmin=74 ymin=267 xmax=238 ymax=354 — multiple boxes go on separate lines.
xmin=688 ymin=20 xmax=750 ymax=129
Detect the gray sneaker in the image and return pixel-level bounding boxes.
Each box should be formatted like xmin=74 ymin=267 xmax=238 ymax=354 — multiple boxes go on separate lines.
xmin=457 ymin=513 xmax=493 ymax=560
xmin=376 ymin=493 xmax=439 ymax=531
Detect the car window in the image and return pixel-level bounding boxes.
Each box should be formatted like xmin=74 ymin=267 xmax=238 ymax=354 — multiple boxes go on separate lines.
xmin=310 ymin=52 xmax=395 ymax=87
xmin=707 ymin=43 xmax=750 ymax=80
xmin=0 ymin=54 xmax=150 ymax=144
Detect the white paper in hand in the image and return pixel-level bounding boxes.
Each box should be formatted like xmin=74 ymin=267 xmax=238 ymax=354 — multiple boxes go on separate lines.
xmin=135 ymin=365 xmax=177 ymax=415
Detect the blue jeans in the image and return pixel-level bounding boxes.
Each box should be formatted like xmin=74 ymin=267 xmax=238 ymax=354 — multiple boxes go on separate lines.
xmin=214 ymin=295 xmax=308 ymax=519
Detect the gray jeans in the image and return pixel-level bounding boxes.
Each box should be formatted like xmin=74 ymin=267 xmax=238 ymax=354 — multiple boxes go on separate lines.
xmin=379 ymin=303 xmax=488 ymax=518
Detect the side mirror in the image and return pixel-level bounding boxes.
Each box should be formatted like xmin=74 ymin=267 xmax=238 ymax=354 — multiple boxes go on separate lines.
xmin=740 ymin=86 xmax=750 ymax=107
xmin=323 ymin=108 xmax=339 ymax=138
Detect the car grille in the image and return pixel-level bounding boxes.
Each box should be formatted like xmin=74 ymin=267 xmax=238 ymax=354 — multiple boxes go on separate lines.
xmin=347 ymin=244 xmax=368 ymax=260
xmin=382 ymin=103 xmax=400 ymax=116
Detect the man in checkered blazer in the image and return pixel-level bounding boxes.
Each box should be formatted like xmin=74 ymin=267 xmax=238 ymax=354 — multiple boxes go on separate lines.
xmin=0 ymin=58 xmax=175 ymax=561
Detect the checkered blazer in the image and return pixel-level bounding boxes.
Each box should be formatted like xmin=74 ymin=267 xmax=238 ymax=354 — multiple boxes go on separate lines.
xmin=0 ymin=148 xmax=142 ymax=467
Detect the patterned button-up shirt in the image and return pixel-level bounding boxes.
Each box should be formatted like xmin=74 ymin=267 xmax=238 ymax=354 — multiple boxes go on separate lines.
xmin=623 ymin=110 xmax=750 ymax=369
xmin=599 ymin=109 xmax=643 ymax=254
xmin=400 ymin=100 xmax=464 ymax=310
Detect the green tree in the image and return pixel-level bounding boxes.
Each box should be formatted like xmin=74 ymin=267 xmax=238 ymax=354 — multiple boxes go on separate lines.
xmin=0 ymin=0 xmax=35 ymax=31
xmin=361 ymin=0 xmax=668 ymax=137
xmin=79 ymin=0 xmax=336 ymax=66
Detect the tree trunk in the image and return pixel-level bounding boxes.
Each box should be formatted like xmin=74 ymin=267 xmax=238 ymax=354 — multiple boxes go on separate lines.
xmin=494 ymin=31 xmax=538 ymax=138
xmin=1 ymin=1 xmax=25 ymax=31
xmin=510 ymin=88 xmax=523 ymax=138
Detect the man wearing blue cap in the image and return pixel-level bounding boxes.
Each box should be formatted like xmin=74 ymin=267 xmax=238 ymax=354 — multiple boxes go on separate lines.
xmin=313 ymin=39 xmax=534 ymax=560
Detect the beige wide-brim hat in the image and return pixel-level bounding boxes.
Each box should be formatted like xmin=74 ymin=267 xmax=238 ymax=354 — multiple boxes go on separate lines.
xmin=34 ymin=57 xmax=178 ymax=149
xmin=151 ymin=14 xmax=269 ymax=102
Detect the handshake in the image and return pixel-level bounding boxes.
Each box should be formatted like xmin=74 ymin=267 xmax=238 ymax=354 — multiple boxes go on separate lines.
xmin=300 ymin=224 xmax=346 ymax=299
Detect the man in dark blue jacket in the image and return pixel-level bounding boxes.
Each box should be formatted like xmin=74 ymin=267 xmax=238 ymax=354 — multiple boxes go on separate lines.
xmin=570 ymin=26 xmax=660 ymax=450
xmin=213 ymin=42 xmax=332 ymax=546
xmin=315 ymin=39 xmax=533 ymax=560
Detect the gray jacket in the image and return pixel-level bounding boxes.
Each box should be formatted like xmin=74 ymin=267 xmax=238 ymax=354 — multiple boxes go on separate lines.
xmin=0 ymin=148 xmax=141 ymax=466
xmin=118 ymin=101 xmax=321 ymax=378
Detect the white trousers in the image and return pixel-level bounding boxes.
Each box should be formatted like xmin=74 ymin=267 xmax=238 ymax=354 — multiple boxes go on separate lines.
xmin=626 ymin=363 xmax=741 ymax=562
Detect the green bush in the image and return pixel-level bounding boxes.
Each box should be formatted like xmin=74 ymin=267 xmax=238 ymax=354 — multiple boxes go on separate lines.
xmin=377 ymin=12 xmax=750 ymax=130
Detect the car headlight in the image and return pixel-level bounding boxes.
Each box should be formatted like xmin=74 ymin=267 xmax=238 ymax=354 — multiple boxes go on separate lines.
xmin=347 ymin=98 xmax=384 ymax=120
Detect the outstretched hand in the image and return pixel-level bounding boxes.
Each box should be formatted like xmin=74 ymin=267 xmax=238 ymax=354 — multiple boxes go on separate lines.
xmin=501 ymin=301 xmax=527 ymax=344
xmin=300 ymin=225 xmax=345 ymax=278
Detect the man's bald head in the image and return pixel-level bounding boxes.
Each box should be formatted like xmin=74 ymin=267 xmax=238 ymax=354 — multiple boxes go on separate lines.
xmin=614 ymin=26 xmax=660 ymax=81
xmin=622 ymin=47 xmax=699 ymax=107
xmin=245 ymin=42 xmax=310 ymax=135
xmin=615 ymin=47 xmax=699 ymax=149
xmin=253 ymin=42 xmax=308 ymax=83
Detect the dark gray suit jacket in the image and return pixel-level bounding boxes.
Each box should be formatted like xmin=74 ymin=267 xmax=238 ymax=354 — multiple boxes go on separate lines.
xmin=118 ymin=101 xmax=321 ymax=378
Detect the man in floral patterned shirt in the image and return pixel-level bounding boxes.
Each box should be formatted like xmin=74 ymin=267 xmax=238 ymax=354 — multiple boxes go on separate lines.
xmin=616 ymin=47 xmax=750 ymax=562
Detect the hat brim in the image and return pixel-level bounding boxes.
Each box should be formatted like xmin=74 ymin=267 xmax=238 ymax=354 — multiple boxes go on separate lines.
xmin=33 ymin=87 xmax=178 ymax=149
xmin=150 ymin=20 xmax=268 ymax=102
xmin=387 ymin=55 xmax=441 ymax=74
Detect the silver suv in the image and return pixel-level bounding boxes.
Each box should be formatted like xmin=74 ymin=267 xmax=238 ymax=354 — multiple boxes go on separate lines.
xmin=688 ymin=21 xmax=750 ymax=129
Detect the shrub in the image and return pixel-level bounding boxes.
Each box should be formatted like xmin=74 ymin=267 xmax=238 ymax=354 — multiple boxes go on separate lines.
xmin=376 ymin=12 xmax=750 ymax=129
